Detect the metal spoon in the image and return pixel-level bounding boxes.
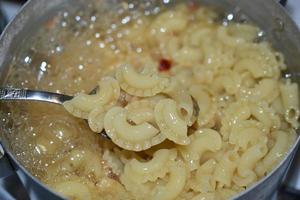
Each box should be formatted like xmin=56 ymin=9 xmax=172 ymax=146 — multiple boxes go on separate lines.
xmin=0 ymin=87 xmax=110 ymax=138
xmin=0 ymin=88 xmax=73 ymax=104
xmin=0 ymin=87 xmax=200 ymax=139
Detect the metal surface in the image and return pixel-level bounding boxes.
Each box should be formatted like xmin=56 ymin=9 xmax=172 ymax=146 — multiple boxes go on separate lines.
xmin=282 ymin=146 xmax=300 ymax=195
xmin=0 ymin=88 xmax=72 ymax=104
xmin=0 ymin=0 xmax=300 ymax=200
xmin=279 ymin=0 xmax=288 ymax=6
xmin=0 ymin=5 xmax=7 ymax=33
xmin=0 ymin=148 xmax=30 ymax=200
xmin=1 ymin=141 xmax=29 ymax=200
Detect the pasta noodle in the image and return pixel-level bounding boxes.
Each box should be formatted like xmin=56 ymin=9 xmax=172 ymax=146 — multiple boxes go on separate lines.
xmin=179 ymin=129 xmax=222 ymax=170
xmin=154 ymin=99 xmax=190 ymax=145
xmin=221 ymin=101 xmax=252 ymax=140
xmin=234 ymin=58 xmax=274 ymax=79
xmin=104 ymin=106 xmax=165 ymax=151
xmin=190 ymin=159 xmax=217 ymax=193
xmin=151 ymin=160 xmax=187 ymax=200
xmin=249 ymin=102 xmax=281 ymax=130
xmin=211 ymin=69 xmax=241 ymax=95
xmin=120 ymin=158 xmax=187 ymax=200
xmin=102 ymin=149 xmax=124 ymax=176
xmin=280 ymin=80 xmax=300 ymax=128
xmin=190 ymin=193 xmax=215 ymax=200
xmin=163 ymin=78 xmax=195 ymax=126
xmin=217 ymin=24 xmax=259 ymax=46
xmin=121 ymin=149 xmax=177 ymax=183
xmin=63 ymin=77 xmax=120 ymax=119
xmin=213 ymin=150 xmax=239 ymax=187
xmin=9 ymin=2 xmax=300 ymax=200
xmin=53 ymin=180 xmax=92 ymax=200
xmin=229 ymin=120 xmax=267 ymax=151
xmin=88 ymin=105 xmax=110 ymax=133
xmin=255 ymin=130 xmax=290 ymax=176
xmin=189 ymin=85 xmax=217 ymax=128
xmin=116 ymin=64 xmax=170 ymax=97
xmin=238 ymin=78 xmax=279 ymax=103
xmin=125 ymin=99 xmax=155 ymax=125
xmin=233 ymin=143 xmax=268 ymax=186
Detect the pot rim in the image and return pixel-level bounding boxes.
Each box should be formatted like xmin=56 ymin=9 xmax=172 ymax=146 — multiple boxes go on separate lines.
xmin=0 ymin=0 xmax=300 ymax=199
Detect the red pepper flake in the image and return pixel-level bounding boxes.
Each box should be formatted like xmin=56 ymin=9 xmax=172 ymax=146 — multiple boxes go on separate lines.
xmin=158 ymin=58 xmax=172 ymax=72
xmin=187 ymin=1 xmax=199 ymax=12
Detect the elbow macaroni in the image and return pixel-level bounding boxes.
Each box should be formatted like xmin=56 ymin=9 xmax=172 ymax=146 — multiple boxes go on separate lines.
xmin=179 ymin=129 xmax=222 ymax=170
xmin=280 ymin=80 xmax=300 ymax=128
xmin=46 ymin=3 xmax=300 ymax=200
xmin=116 ymin=64 xmax=170 ymax=97
xmin=154 ymin=99 xmax=190 ymax=145
xmin=213 ymin=150 xmax=239 ymax=188
xmin=63 ymin=77 xmax=120 ymax=119
xmin=121 ymin=149 xmax=177 ymax=183
xmin=104 ymin=106 xmax=165 ymax=151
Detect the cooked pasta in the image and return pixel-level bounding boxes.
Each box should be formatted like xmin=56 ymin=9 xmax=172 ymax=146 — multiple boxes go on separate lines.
xmin=213 ymin=150 xmax=239 ymax=188
xmin=63 ymin=77 xmax=120 ymax=119
xmin=163 ymin=78 xmax=196 ymax=126
xmin=154 ymin=98 xmax=190 ymax=145
xmin=280 ymin=80 xmax=300 ymax=128
xmin=116 ymin=64 xmax=170 ymax=97
xmin=4 ymin=2 xmax=299 ymax=200
xmin=104 ymin=106 xmax=165 ymax=151
xmin=179 ymin=129 xmax=222 ymax=170
xmin=121 ymin=149 xmax=177 ymax=183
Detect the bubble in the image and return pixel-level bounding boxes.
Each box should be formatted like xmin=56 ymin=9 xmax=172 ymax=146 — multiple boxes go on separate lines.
xmin=121 ymin=16 xmax=131 ymax=24
xmin=153 ymin=7 xmax=160 ymax=14
xmin=144 ymin=10 xmax=151 ymax=16
xmin=117 ymin=32 xmax=123 ymax=38
xmin=95 ymin=33 xmax=101 ymax=38
xmin=99 ymin=42 xmax=105 ymax=48
xmin=90 ymin=15 xmax=97 ymax=22
xmin=128 ymin=3 xmax=134 ymax=9
xmin=111 ymin=24 xmax=117 ymax=29
xmin=136 ymin=47 xmax=142 ymax=53
xmin=78 ymin=64 xmax=84 ymax=70
xmin=63 ymin=12 xmax=69 ymax=18
xmin=227 ymin=13 xmax=234 ymax=21
xmin=40 ymin=61 xmax=47 ymax=72
xmin=110 ymin=44 xmax=116 ymax=50
xmin=86 ymin=40 xmax=92 ymax=46
xmin=75 ymin=15 xmax=81 ymax=21
xmin=105 ymin=37 xmax=114 ymax=43
xmin=61 ymin=21 xmax=67 ymax=27
xmin=55 ymin=45 xmax=63 ymax=53
xmin=24 ymin=56 xmax=32 ymax=64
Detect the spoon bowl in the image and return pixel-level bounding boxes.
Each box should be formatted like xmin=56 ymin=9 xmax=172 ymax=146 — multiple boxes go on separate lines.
xmin=0 ymin=87 xmax=110 ymax=138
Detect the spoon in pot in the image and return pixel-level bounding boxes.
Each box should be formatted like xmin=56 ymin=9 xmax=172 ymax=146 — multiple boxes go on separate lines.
xmin=0 ymin=87 xmax=200 ymax=139
xmin=0 ymin=87 xmax=110 ymax=139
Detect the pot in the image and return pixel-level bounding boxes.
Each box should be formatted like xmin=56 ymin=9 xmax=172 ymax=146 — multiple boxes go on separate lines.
xmin=0 ymin=0 xmax=300 ymax=199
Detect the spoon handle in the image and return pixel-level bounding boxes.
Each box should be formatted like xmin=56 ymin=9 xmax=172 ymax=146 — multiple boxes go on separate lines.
xmin=0 ymin=88 xmax=72 ymax=105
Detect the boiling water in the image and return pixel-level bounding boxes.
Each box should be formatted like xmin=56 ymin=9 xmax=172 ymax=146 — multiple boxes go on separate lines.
xmin=0 ymin=0 xmax=181 ymax=182
xmin=0 ymin=1 xmax=275 ymax=199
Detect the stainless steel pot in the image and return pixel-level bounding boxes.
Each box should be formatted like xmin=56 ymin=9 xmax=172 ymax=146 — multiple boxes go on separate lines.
xmin=0 ymin=0 xmax=300 ymax=199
